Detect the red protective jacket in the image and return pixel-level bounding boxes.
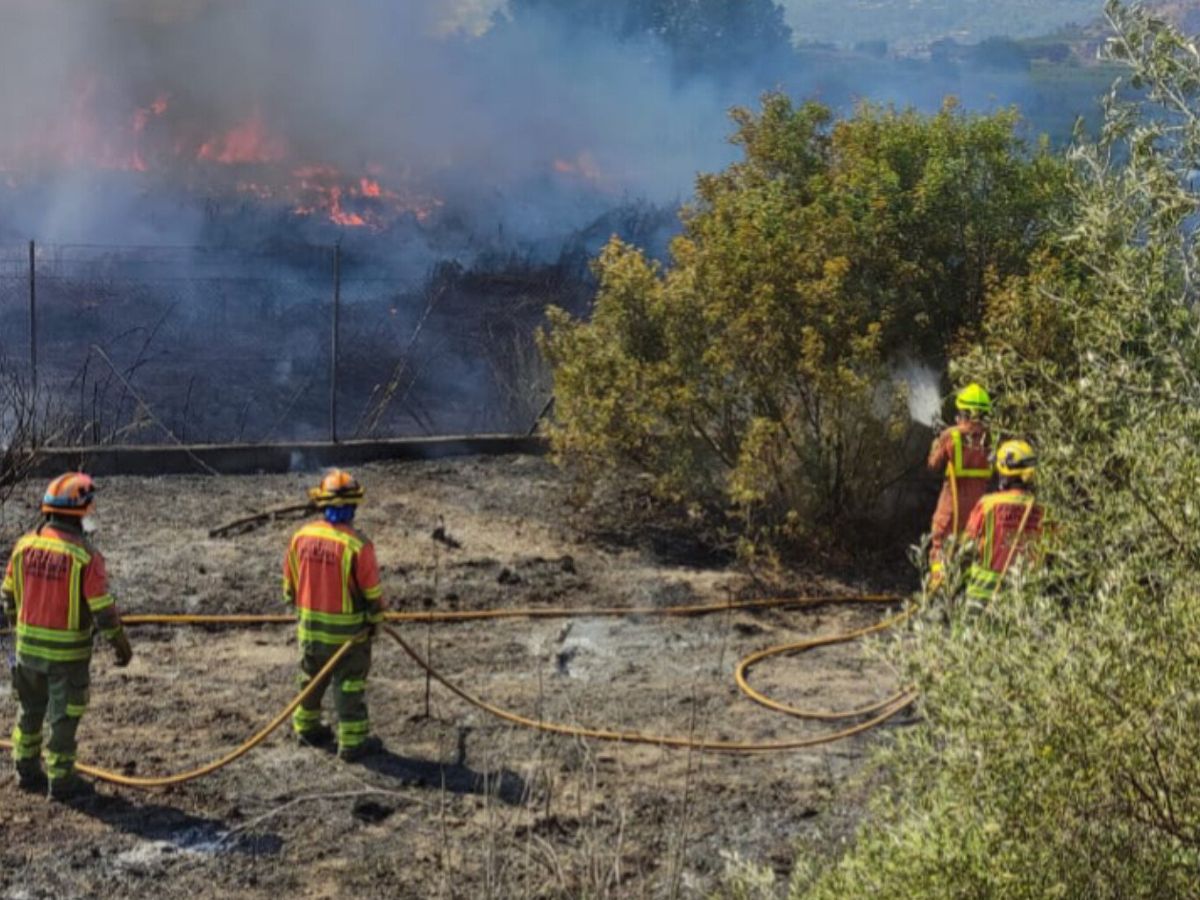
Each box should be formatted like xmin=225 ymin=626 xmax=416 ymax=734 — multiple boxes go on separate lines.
xmin=928 ymin=420 xmax=992 ymax=548
xmin=283 ymin=519 xmax=383 ymax=647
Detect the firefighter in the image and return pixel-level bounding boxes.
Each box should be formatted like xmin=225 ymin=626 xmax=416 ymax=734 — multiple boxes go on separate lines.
xmin=283 ymin=469 xmax=385 ymax=761
xmin=928 ymin=383 xmax=994 ymax=583
xmin=2 ymin=473 xmax=133 ymax=800
xmin=963 ymin=440 xmax=1044 ymax=602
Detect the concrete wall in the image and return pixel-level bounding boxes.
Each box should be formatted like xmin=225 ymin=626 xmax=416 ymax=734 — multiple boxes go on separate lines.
xmin=32 ymin=435 xmax=548 ymax=478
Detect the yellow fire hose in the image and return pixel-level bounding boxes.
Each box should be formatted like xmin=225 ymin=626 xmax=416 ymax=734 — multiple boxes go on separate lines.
xmin=0 ymin=638 xmax=358 ymax=788
xmin=0 ymin=595 xmax=915 ymax=787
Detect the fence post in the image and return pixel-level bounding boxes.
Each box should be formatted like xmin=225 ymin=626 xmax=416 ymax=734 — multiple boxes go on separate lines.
xmin=330 ymin=242 xmax=341 ymax=444
xmin=28 ymin=240 xmax=37 ymax=397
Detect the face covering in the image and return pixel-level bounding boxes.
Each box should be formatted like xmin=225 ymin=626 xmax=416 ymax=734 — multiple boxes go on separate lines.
xmin=324 ymin=506 xmax=355 ymax=525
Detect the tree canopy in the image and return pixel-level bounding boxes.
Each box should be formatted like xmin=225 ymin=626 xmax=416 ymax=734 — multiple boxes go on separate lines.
xmin=502 ymin=0 xmax=794 ymax=75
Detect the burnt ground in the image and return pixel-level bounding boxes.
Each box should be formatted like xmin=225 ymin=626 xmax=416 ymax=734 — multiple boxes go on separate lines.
xmin=0 ymin=454 xmax=913 ymax=899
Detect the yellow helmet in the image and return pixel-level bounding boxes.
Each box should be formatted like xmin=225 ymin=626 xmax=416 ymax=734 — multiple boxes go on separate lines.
xmin=309 ymin=469 xmax=365 ymax=508
xmin=955 ymin=383 xmax=992 ymax=417
xmin=995 ymin=439 xmax=1036 ymax=484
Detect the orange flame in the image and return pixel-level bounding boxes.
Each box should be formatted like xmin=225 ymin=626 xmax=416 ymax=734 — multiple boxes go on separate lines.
xmin=552 ymin=151 xmax=602 ymax=183
xmin=196 ymin=112 xmax=287 ymax=165
xmin=0 ymin=84 xmax=444 ymax=230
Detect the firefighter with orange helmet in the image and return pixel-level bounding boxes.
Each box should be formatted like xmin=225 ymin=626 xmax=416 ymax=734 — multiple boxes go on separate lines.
xmin=283 ymin=469 xmax=386 ymax=761
xmin=2 ymin=473 xmax=132 ymax=800
xmin=963 ymin=440 xmax=1045 ymax=601
xmin=927 ymin=383 xmax=994 ymax=583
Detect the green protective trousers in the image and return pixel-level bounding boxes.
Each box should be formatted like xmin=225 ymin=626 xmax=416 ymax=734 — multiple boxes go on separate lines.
xmin=292 ymin=639 xmax=372 ymax=751
xmin=10 ymin=658 xmax=90 ymax=784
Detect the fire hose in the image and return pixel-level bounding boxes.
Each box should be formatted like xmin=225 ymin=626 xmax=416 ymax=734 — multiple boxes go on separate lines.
xmin=0 ymin=595 xmax=915 ymax=789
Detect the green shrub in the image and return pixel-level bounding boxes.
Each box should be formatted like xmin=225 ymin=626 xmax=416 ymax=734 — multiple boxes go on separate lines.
xmin=540 ymin=96 xmax=1063 ymax=551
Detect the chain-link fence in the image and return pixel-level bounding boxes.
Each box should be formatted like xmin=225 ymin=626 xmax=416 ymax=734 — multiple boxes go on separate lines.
xmin=0 ymin=241 xmax=571 ymax=447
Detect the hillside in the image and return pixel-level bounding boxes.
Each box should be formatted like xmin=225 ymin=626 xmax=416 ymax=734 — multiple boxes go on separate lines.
xmin=786 ymin=0 xmax=1101 ymax=46
xmin=786 ymin=0 xmax=1200 ymax=47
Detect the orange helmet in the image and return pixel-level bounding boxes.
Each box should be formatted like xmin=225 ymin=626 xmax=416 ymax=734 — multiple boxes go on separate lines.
xmin=41 ymin=472 xmax=96 ymax=517
xmin=309 ymin=469 xmax=364 ymax=508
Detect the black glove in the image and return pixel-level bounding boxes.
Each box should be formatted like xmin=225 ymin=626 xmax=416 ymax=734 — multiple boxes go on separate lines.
xmin=111 ymin=630 xmax=133 ymax=668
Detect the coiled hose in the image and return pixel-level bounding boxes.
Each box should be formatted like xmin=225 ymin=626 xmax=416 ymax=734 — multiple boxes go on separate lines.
xmin=0 ymin=594 xmax=914 ymax=787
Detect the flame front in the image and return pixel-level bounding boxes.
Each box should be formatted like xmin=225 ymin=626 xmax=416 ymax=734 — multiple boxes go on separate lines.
xmin=0 ymin=77 xmax=444 ymax=231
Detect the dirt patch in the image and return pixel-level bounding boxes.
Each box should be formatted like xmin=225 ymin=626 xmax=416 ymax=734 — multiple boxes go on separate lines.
xmin=0 ymin=454 xmax=912 ymax=898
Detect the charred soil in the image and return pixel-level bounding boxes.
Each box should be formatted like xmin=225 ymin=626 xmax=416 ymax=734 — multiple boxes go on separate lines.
xmin=0 ymin=455 xmax=912 ymax=899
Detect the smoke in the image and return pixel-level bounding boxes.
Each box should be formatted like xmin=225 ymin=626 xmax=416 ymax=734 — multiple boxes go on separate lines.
xmin=0 ymin=0 xmax=1053 ymax=252
xmin=895 ymin=361 xmax=943 ymax=427
xmin=0 ymin=0 xmax=747 ymax=247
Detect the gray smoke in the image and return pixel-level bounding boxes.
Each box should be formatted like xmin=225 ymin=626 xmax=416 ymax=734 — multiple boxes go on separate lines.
xmin=0 ymin=0 xmax=1056 ymax=261
xmin=0 ymin=0 xmax=744 ymax=246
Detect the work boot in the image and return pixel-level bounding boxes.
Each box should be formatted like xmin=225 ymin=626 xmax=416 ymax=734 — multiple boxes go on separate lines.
xmin=48 ymin=774 xmax=96 ymax=804
xmin=338 ymin=735 xmax=384 ymax=763
xmin=295 ymin=723 xmax=335 ymax=749
xmin=15 ymin=759 xmax=47 ymax=794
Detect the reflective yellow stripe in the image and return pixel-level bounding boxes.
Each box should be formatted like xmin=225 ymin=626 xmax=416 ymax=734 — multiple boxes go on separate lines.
xmin=295 ymin=524 xmax=364 ymax=555
xmin=342 ymin=548 xmax=355 ymax=614
xmin=968 ymin=565 xmax=1000 ymax=599
xmin=341 ymin=678 xmax=367 ymax=693
xmin=17 ymin=645 xmax=92 ymax=662
xmin=11 ymin=725 xmax=42 ymax=759
xmin=68 ymin=555 xmax=82 ymax=631
xmin=17 ymin=622 xmax=91 ymax=643
xmin=338 ymin=720 xmax=370 ymax=747
xmin=13 ymin=552 xmax=23 ymax=606
xmin=45 ymin=749 xmax=75 ymax=777
xmin=949 ymin=429 xmax=992 ymax=479
xmin=361 ymin=585 xmax=382 ymax=601
xmin=297 ymin=626 xmax=356 ymax=646
xmin=983 ymin=508 xmax=995 ymax=569
xmin=87 ymin=593 xmax=114 ymax=613
xmin=298 ymin=607 xmax=364 ymax=627
xmin=292 ymin=708 xmax=323 ymax=733
xmin=65 ymin=704 xmax=87 ymax=718
xmin=16 ymin=535 xmax=90 ymax=565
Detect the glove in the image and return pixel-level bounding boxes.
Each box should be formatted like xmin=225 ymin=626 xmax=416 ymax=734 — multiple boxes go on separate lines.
xmin=111 ymin=630 xmax=133 ymax=668
xmin=0 ymin=632 xmax=13 ymax=675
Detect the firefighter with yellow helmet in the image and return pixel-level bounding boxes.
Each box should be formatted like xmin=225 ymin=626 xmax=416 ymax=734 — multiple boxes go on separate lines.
xmin=2 ymin=472 xmax=133 ymax=800
xmin=927 ymin=383 xmax=994 ymax=583
xmin=283 ymin=469 xmax=386 ymax=761
xmin=963 ymin=440 xmax=1045 ymax=601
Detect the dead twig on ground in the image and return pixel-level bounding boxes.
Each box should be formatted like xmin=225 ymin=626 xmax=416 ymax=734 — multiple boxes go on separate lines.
xmin=208 ymin=502 xmax=316 ymax=539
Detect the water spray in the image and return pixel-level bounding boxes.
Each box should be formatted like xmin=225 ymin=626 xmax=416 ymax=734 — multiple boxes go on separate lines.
xmin=896 ymin=362 xmax=943 ymax=427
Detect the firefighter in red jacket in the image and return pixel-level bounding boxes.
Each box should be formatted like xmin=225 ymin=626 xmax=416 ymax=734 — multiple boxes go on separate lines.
xmin=964 ymin=440 xmax=1044 ymax=602
xmin=2 ymin=473 xmax=133 ymax=800
xmin=283 ymin=470 xmax=385 ymax=761
xmin=928 ymin=383 xmax=994 ymax=583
